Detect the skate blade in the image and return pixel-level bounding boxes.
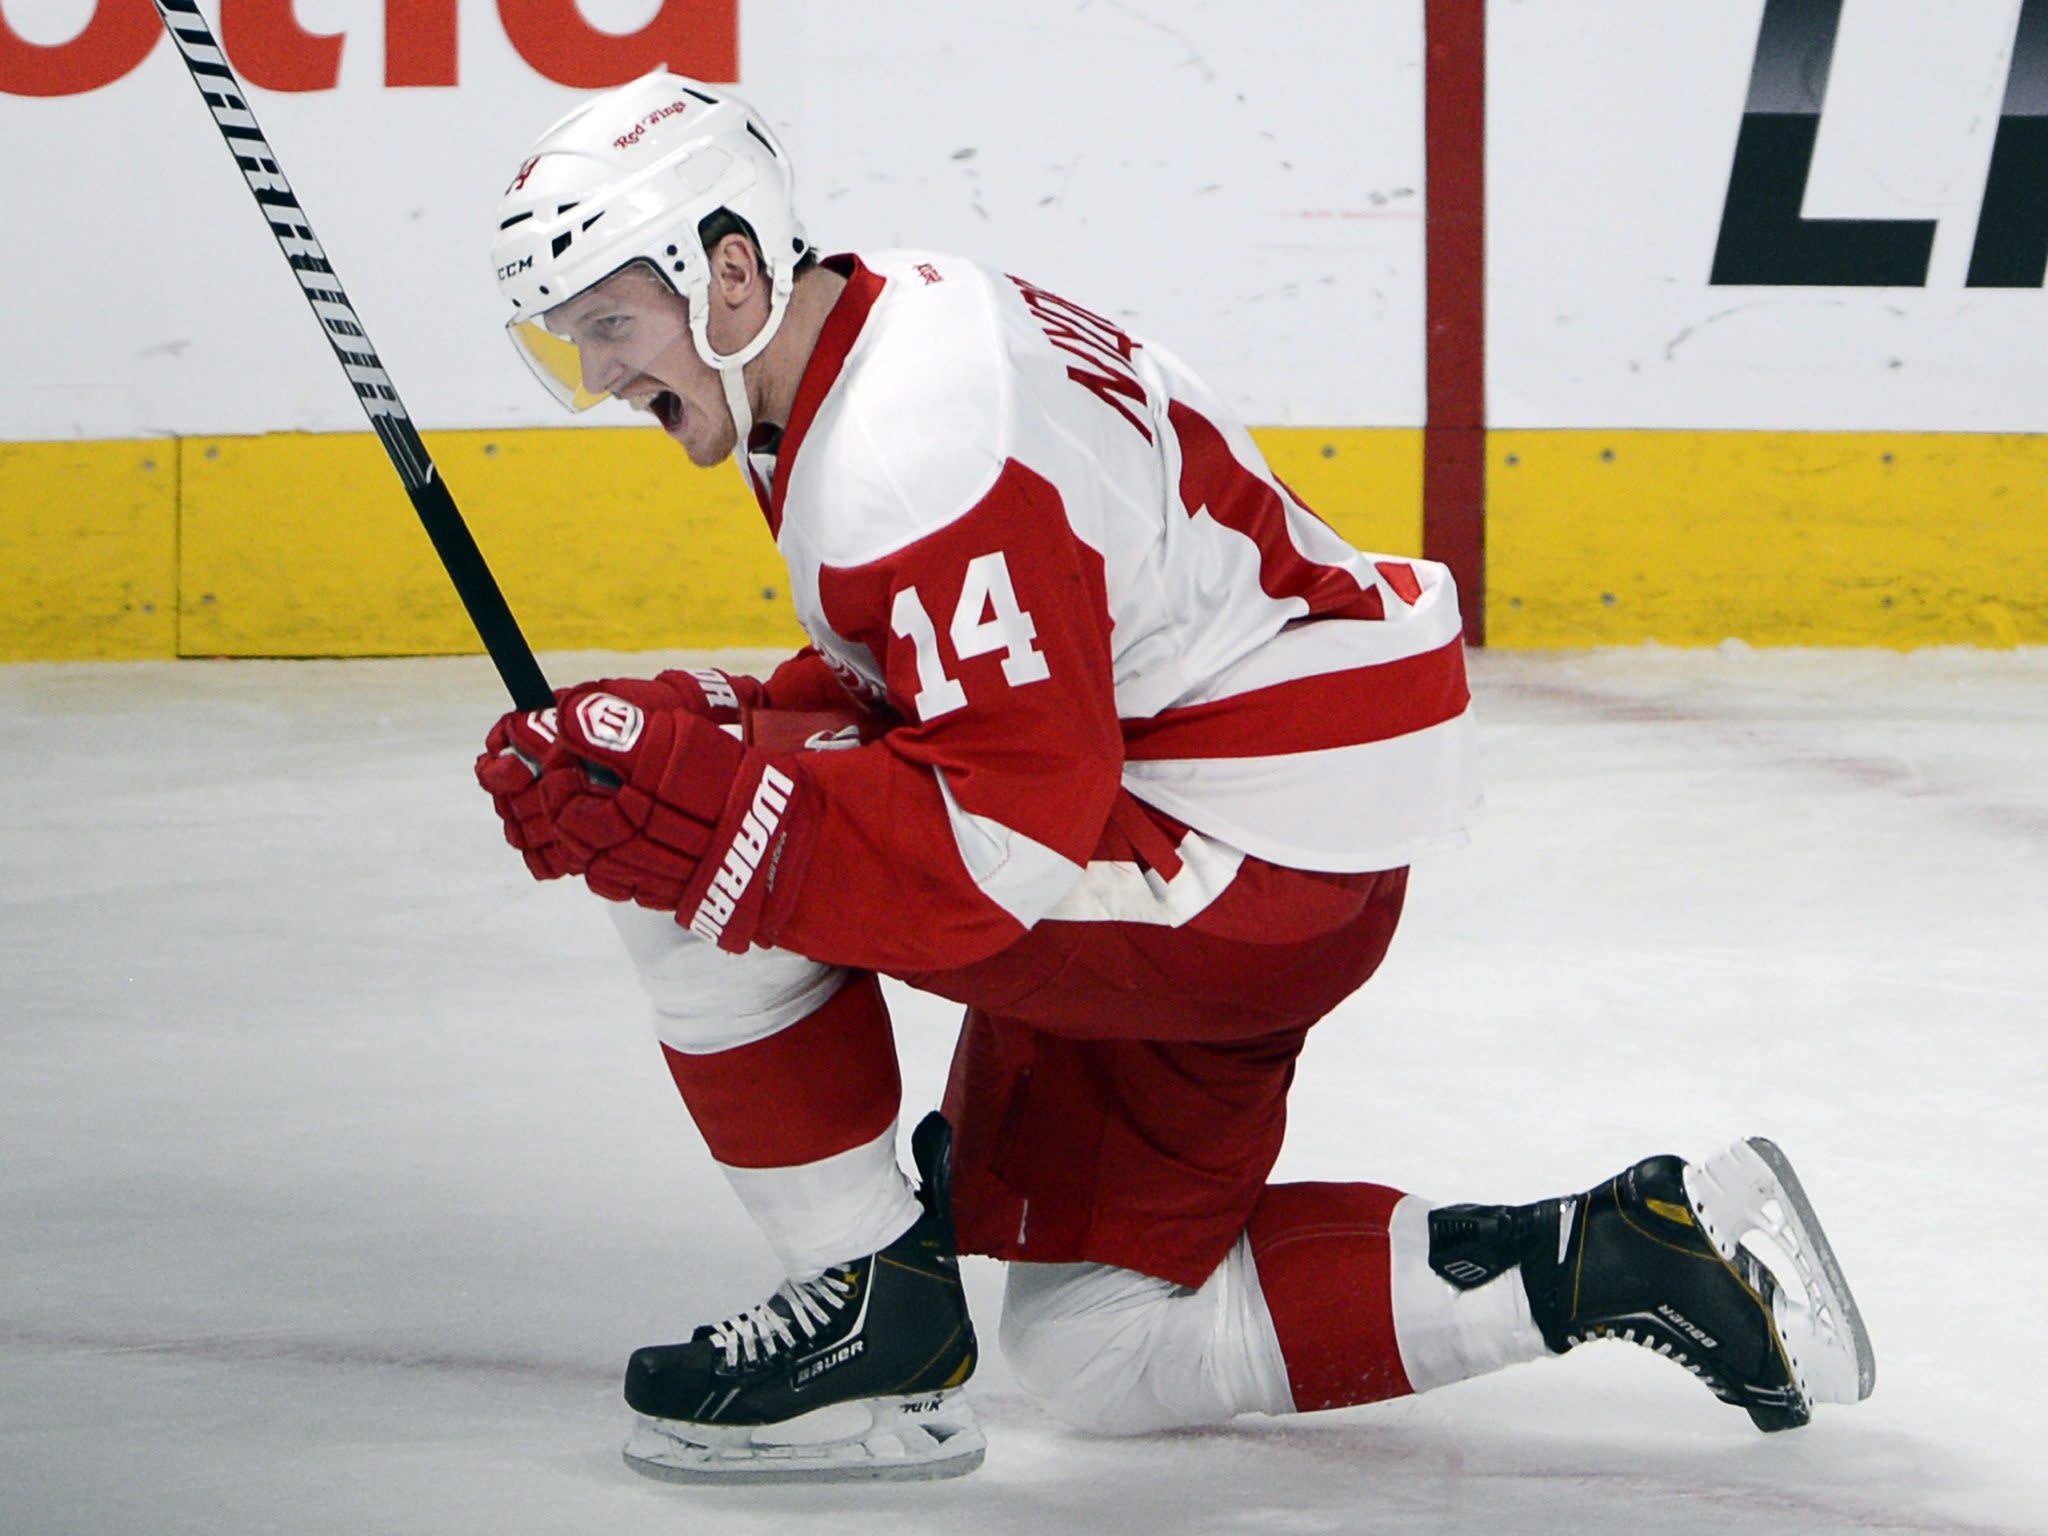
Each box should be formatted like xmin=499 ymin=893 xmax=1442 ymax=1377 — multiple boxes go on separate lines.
xmin=1684 ymin=1138 xmax=1877 ymax=1413
xmin=622 ymin=1390 xmax=986 ymax=1485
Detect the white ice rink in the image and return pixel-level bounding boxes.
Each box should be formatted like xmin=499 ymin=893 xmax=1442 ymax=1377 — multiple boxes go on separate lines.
xmin=3 ymin=644 xmax=2044 ymax=1536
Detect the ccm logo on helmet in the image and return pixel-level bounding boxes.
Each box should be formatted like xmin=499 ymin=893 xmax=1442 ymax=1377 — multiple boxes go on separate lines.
xmin=497 ymin=255 xmax=534 ymax=280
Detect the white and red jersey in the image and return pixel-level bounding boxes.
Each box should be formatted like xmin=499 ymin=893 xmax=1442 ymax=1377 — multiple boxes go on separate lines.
xmin=745 ymin=251 xmax=1476 ymax=974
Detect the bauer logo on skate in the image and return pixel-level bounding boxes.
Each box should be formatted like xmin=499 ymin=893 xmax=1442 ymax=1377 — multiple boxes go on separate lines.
xmin=687 ymin=765 xmax=796 ymax=945
xmin=574 ymin=693 xmax=643 ymax=752
xmin=1657 ymin=1303 xmax=1719 ymax=1349
xmin=792 ymin=1336 xmax=865 ymax=1387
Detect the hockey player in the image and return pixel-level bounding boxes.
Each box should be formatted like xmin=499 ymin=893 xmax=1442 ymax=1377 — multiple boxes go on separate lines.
xmin=476 ymin=72 xmax=1873 ymax=1483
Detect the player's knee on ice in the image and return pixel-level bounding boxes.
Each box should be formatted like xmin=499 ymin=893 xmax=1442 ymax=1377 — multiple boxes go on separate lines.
xmin=997 ymin=1236 xmax=1293 ymax=1436
xmin=608 ymin=904 xmax=844 ymax=1051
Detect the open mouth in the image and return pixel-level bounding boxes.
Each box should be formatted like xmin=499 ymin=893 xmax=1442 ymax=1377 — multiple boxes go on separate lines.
xmin=628 ymin=390 xmax=685 ymax=434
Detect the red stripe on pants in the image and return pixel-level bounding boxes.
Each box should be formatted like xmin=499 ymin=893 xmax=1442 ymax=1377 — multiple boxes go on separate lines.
xmin=660 ymin=972 xmax=899 ymax=1169
xmin=1248 ymin=1182 xmax=1415 ymax=1411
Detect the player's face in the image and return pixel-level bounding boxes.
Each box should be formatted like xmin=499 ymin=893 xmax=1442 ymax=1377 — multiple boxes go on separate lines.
xmin=544 ymin=265 xmax=738 ymax=466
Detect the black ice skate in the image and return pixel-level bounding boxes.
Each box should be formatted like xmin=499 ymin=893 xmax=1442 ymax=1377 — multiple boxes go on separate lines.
xmin=620 ymin=1111 xmax=983 ymax=1483
xmin=1429 ymin=1137 xmax=1875 ymax=1431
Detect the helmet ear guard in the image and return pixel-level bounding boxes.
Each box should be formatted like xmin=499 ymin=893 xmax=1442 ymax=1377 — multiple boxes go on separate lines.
xmin=490 ymin=71 xmax=811 ymax=437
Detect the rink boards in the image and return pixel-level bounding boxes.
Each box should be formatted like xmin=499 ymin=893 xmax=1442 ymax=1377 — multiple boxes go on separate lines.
xmin=4 ymin=424 xmax=2041 ymax=660
xmin=6 ymin=2 xmax=2048 ymax=660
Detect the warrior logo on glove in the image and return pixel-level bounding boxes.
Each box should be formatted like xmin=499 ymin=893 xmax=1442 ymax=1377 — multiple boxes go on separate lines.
xmin=576 ymin=692 xmax=646 ymax=752
xmin=687 ymin=762 xmax=797 ymax=945
xmin=538 ymin=687 xmax=822 ymax=954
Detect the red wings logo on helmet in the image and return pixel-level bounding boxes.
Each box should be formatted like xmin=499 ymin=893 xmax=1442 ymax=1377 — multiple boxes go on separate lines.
xmin=612 ymin=98 xmax=694 ymax=151
xmin=506 ymin=156 xmax=540 ymax=194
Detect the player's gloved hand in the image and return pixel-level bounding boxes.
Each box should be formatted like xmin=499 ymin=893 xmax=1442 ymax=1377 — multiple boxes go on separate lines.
xmin=473 ymin=668 xmax=769 ymax=883
xmin=543 ymin=689 xmax=821 ymax=953
xmin=588 ymin=666 xmax=771 ymax=725
xmin=475 ymin=698 xmax=585 ymax=880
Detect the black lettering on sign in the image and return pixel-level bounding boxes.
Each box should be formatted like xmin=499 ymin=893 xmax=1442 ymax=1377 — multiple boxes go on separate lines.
xmin=1967 ymin=0 xmax=2048 ymax=286
xmin=1713 ymin=0 xmax=2048 ymax=288
xmin=1710 ymin=0 xmax=1935 ymax=286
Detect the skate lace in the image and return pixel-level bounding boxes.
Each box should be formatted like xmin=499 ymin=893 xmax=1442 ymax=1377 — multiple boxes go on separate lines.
xmin=705 ymin=1270 xmax=856 ymax=1370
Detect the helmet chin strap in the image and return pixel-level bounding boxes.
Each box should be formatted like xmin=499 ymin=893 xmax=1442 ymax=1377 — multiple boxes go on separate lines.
xmin=689 ymin=269 xmax=798 ymax=461
xmin=718 ymin=360 xmax=756 ymax=454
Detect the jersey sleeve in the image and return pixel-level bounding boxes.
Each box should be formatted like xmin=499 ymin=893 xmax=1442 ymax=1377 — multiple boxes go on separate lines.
xmin=762 ymin=646 xmax=864 ymax=713
xmin=762 ymin=458 xmax=1122 ymax=974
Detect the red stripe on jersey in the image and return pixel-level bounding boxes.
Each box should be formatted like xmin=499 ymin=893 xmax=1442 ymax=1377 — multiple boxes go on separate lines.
xmin=1170 ymin=400 xmax=1388 ymax=623
xmin=1248 ymin=1181 xmax=1415 ymax=1411
xmin=1375 ymin=560 xmax=1423 ymax=606
xmin=1102 ymin=791 xmax=1185 ymax=879
xmin=1120 ymin=635 xmax=1469 ymax=761
xmin=659 ymin=972 xmax=899 ymax=1170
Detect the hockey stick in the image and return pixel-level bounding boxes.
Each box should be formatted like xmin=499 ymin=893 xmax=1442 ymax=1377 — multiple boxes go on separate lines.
xmin=152 ymin=0 xmax=553 ymax=712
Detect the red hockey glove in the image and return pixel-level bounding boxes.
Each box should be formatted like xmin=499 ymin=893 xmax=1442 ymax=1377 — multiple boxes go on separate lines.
xmin=475 ymin=699 xmax=585 ymax=880
xmin=473 ymin=668 xmax=768 ymax=883
xmin=593 ymin=666 xmax=771 ymax=725
xmin=543 ymin=689 xmax=820 ymax=953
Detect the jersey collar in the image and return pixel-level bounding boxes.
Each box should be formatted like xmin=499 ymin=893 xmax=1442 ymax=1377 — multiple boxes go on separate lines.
xmin=749 ymin=254 xmax=885 ymax=537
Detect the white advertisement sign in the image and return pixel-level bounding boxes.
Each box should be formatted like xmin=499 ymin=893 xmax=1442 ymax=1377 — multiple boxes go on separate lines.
xmin=1491 ymin=0 xmax=2048 ymax=431
xmin=0 ymin=0 xmax=1426 ymax=441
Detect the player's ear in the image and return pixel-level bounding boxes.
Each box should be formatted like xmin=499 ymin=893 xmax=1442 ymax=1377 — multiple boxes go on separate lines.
xmin=708 ymin=231 xmax=761 ymax=309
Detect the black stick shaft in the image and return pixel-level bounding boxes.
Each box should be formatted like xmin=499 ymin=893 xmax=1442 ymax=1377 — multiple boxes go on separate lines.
xmin=152 ymin=0 xmax=553 ymax=712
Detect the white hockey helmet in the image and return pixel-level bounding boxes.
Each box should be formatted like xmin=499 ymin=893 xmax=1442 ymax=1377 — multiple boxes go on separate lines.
xmin=490 ymin=70 xmax=810 ymax=444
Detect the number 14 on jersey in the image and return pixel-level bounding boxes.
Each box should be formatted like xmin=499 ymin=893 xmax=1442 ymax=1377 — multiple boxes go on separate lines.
xmin=890 ymin=550 xmax=1052 ymax=719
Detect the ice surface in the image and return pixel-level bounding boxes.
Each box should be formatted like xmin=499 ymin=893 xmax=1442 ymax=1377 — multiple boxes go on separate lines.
xmin=3 ymin=645 xmax=2044 ymax=1535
